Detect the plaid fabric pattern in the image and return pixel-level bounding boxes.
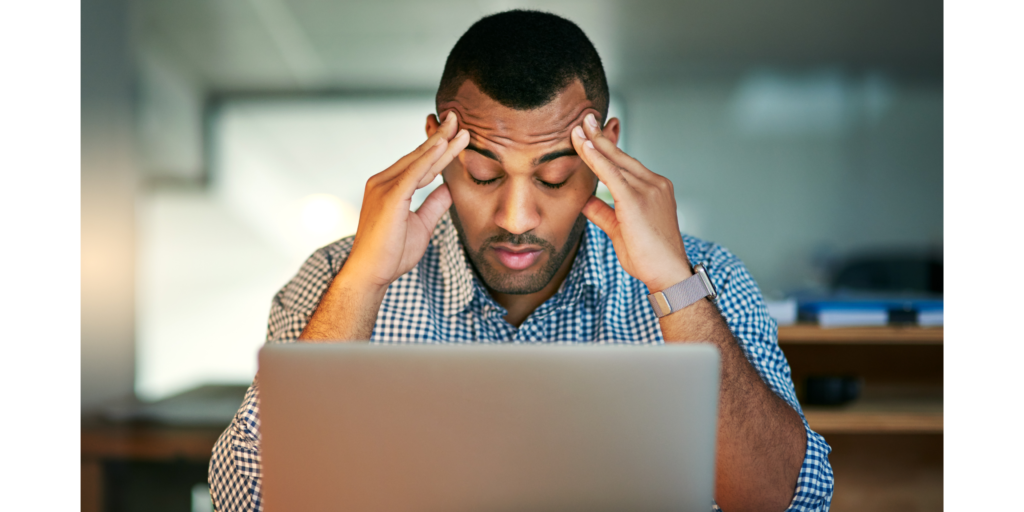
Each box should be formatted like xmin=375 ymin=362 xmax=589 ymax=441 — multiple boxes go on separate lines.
xmin=209 ymin=212 xmax=833 ymax=511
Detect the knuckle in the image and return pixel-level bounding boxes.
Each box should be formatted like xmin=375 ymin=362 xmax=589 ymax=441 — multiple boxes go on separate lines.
xmin=367 ymin=172 xmax=386 ymax=187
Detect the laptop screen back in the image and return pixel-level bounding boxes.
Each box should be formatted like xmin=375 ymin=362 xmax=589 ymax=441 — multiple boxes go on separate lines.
xmin=259 ymin=343 xmax=719 ymax=512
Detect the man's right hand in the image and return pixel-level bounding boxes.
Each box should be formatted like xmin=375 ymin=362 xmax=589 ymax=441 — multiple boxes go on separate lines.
xmin=299 ymin=112 xmax=469 ymax=342
xmin=343 ymin=112 xmax=469 ymax=290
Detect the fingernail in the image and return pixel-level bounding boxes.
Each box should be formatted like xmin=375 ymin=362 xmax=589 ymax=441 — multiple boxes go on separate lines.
xmin=457 ymin=128 xmax=468 ymax=139
xmin=444 ymin=111 xmax=454 ymax=124
xmin=585 ymin=113 xmax=598 ymax=128
xmin=584 ymin=140 xmax=595 ymax=150
xmin=573 ymin=125 xmax=585 ymax=139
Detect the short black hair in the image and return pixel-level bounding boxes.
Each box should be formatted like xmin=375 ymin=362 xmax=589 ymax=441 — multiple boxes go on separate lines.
xmin=436 ymin=10 xmax=609 ymax=121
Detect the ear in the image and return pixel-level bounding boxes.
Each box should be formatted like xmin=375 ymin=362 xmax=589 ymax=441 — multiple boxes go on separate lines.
xmin=425 ymin=113 xmax=441 ymax=137
xmin=602 ymin=117 xmax=621 ymax=146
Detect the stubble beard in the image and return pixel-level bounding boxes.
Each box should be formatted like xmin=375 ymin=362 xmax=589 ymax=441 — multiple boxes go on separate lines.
xmin=449 ymin=206 xmax=588 ymax=295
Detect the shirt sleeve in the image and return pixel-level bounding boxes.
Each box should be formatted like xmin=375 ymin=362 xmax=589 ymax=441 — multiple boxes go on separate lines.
xmin=209 ymin=381 xmax=263 ymax=512
xmin=208 ymin=239 xmax=353 ymax=512
xmin=700 ymin=243 xmax=834 ymax=512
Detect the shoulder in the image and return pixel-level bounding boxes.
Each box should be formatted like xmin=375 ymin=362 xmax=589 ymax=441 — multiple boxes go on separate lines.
xmin=268 ymin=236 xmax=356 ymax=340
xmin=682 ymin=234 xmax=743 ymax=273
xmin=283 ymin=236 xmax=356 ymax=297
xmin=309 ymin=236 xmax=357 ymax=274
xmin=681 ymin=234 xmax=759 ymax=298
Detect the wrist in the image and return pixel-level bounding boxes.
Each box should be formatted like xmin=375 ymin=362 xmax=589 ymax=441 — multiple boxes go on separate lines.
xmin=335 ymin=265 xmax=391 ymax=299
xmin=644 ymin=262 xmax=694 ymax=294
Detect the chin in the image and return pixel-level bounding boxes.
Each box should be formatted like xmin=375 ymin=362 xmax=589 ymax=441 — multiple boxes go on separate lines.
xmin=476 ymin=260 xmax=556 ymax=295
xmin=482 ymin=274 xmax=552 ymax=295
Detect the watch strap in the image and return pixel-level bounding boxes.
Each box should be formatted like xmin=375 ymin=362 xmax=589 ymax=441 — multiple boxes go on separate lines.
xmin=647 ymin=265 xmax=715 ymax=318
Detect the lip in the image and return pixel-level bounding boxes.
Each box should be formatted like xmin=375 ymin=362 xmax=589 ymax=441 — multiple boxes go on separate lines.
xmin=491 ymin=246 xmax=543 ymax=271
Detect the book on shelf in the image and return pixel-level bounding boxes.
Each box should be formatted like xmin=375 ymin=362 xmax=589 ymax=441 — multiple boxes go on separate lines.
xmin=793 ymin=294 xmax=943 ymax=328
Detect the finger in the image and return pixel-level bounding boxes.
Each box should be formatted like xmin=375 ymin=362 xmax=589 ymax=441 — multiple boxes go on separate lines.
xmin=378 ymin=112 xmax=458 ymax=182
xmin=436 ymin=109 xmax=460 ymax=140
xmin=580 ymin=113 xmax=653 ymax=179
xmin=413 ymin=183 xmax=452 ymax=231
xmin=391 ymin=135 xmax=449 ymax=199
xmin=405 ymin=111 xmax=457 ymax=162
xmin=417 ymin=129 xmax=469 ymax=189
xmin=571 ymin=125 xmax=635 ymax=202
xmin=581 ymin=195 xmax=620 ymax=239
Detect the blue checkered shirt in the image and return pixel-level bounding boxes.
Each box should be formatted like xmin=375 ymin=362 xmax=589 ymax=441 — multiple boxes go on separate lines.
xmin=209 ymin=212 xmax=833 ymax=511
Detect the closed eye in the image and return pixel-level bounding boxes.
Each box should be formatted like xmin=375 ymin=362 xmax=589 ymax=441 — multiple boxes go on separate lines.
xmin=539 ymin=179 xmax=568 ymax=189
xmin=471 ymin=176 xmax=498 ymax=186
xmin=470 ymin=176 xmax=567 ymax=188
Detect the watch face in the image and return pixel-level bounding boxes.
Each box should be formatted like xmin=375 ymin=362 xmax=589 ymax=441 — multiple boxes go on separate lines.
xmin=695 ymin=264 xmax=717 ymax=299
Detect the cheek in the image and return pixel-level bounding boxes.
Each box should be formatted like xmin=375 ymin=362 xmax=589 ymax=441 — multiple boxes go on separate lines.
xmin=443 ymin=163 xmax=492 ymax=239
xmin=561 ymin=171 xmax=599 ymax=210
xmin=538 ymin=182 xmax=596 ymax=243
xmin=543 ymin=190 xmax=588 ymax=233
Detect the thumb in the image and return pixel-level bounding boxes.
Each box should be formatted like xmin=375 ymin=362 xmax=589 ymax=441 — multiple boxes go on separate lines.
xmin=413 ymin=183 xmax=452 ymax=230
xmin=581 ymin=196 xmax=620 ymax=239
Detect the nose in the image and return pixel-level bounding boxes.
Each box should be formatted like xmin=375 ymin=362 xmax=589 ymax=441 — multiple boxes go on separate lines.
xmin=493 ymin=177 xmax=541 ymax=235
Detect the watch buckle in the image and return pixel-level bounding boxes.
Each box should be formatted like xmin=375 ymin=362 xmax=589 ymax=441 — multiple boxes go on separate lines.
xmin=652 ymin=291 xmax=671 ymax=317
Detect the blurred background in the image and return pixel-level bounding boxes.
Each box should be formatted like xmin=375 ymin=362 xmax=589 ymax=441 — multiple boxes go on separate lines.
xmin=82 ymin=1 xmax=942 ymax=511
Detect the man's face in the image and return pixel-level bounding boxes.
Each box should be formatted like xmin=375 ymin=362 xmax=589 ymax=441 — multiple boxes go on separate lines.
xmin=431 ymin=80 xmax=619 ymax=295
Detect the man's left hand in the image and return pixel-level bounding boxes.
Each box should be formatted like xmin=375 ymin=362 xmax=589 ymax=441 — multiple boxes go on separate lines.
xmin=571 ymin=113 xmax=692 ymax=293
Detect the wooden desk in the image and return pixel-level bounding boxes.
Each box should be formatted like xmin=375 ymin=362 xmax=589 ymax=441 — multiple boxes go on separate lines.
xmin=778 ymin=324 xmax=943 ymax=345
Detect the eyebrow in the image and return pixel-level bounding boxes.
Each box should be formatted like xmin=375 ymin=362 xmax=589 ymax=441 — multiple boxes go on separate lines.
xmin=534 ymin=147 xmax=578 ymax=165
xmin=466 ymin=143 xmax=500 ymax=162
xmin=465 ymin=143 xmax=578 ymax=166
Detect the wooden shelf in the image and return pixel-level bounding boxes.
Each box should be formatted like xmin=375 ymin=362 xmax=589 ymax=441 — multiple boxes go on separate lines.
xmin=804 ymin=398 xmax=943 ymax=434
xmin=778 ymin=324 xmax=943 ymax=345
xmin=81 ymin=422 xmax=224 ymax=461
xmin=780 ymin=322 xmax=943 ymax=510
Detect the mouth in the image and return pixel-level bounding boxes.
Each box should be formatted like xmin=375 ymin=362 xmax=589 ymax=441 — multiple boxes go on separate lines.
xmin=490 ymin=244 xmax=544 ymax=271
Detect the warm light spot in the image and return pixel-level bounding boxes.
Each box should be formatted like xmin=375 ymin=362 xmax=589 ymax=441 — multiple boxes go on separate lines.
xmin=299 ymin=194 xmax=345 ymax=235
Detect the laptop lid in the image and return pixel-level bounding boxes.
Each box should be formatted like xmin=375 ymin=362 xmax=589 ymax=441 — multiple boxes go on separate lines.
xmin=259 ymin=343 xmax=719 ymax=512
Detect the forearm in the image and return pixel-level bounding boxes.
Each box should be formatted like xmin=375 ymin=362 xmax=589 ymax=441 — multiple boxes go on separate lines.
xmin=661 ymin=300 xmax=805 ymax=512
xmin=298 ymin=267 xmax=387 ymax=342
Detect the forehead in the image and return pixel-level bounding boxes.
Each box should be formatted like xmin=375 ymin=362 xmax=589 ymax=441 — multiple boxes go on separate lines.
xmin=438 ymin=80 xmax=597 ymax=151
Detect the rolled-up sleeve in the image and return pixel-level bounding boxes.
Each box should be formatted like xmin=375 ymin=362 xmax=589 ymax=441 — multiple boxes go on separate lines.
xmin=697 ymin=240 xmax=834 ymax=512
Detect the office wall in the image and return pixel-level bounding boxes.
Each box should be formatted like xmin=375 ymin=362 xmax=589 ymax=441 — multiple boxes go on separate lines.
xmin=623 ymin=75 xmax=942 ymax=295
xmin=82 ymin=0 xmax=136 ymax=410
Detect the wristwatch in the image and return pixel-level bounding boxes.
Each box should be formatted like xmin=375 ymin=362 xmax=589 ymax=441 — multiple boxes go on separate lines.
xmin=647 ymin=263 xmax=718 ymax=318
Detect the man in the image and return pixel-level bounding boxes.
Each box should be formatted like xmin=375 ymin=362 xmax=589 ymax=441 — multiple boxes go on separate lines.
xmin=210 ymin=10 xmax=833 ymax=512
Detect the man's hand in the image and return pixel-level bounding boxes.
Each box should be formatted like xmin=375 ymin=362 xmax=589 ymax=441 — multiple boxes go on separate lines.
xmin=573 ymin=113 xmax=805 ymax=511
xmin=570 ymin=113 xmax=692 ymax=293
xmin=299 ymin=112 xmax=469 ymax=341
xmin=343 ymin=112 xmax=470 ymax=291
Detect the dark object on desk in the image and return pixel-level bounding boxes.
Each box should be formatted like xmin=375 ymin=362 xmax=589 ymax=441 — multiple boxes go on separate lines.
xmin=793 ymin=250 xmax=945 ymax=327
xmin=804 ymin=376 xmax=862 ymax=406
xmin=832 ymin=251 xmax=943 ymax=294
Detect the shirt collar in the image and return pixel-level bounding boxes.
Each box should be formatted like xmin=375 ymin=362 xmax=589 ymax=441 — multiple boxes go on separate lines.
xmin=434 ymin=212 xmax=477 ymax=317
xmin=432 ymin=213 xmax=609 ymax=318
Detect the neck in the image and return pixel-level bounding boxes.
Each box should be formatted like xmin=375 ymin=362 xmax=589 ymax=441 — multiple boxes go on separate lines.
xmin=489 ymin=236 xmax=582 ymax=327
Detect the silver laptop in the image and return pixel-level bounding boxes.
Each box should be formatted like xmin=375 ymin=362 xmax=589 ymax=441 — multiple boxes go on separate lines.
xmin=259 ymin=343 xmax=720 ymax=512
